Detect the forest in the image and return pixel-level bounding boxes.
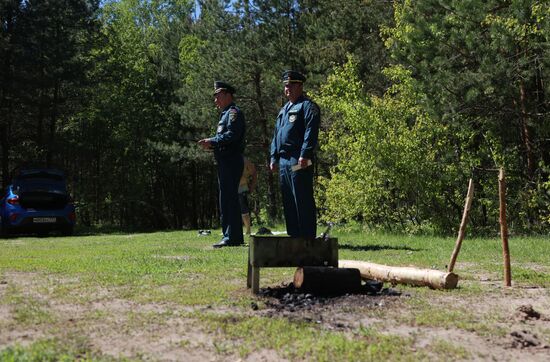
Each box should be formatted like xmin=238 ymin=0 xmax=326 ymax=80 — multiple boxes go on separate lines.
xmin=1 ymin=0 xmax=548 ymax=234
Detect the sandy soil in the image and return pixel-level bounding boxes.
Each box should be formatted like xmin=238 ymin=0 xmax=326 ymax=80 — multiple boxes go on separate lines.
xmin=1 ymin=271 xmax=549 ymax=361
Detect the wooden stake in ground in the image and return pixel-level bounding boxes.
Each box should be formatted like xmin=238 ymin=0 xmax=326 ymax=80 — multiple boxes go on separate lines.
xmin=339 ymin=260 xmax=459 ymax=289
xmin=448 ymin=178 xmax=475 ymax=273
xmin=499 ymin=168 xmax=512 ymax=287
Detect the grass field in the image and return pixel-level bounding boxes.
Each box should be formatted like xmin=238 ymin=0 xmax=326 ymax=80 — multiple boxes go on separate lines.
xmin=0 ymin=229 xmax=549 ymax=361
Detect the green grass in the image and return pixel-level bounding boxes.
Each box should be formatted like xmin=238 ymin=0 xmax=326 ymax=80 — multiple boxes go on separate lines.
xmin=0 ymin=337 xmax=116 ymax=362
xmin=199 ymin=313 xmax=424 ymax=361
xmin=336 ymin=231 xmax=550 ymax=286
xmin=0 ymin=231 xmax=252 ymax=305
xmin=0 ymin=229 xmax=548 ymax=361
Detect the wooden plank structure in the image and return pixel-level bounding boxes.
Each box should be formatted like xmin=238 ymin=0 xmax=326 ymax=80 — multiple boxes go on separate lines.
xmin=247 ymin=235 xmax=338 ymax=294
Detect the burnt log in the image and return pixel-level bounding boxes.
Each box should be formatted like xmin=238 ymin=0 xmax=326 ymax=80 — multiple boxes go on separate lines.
xmin=293 ymin=267 xmax=362 ymax=295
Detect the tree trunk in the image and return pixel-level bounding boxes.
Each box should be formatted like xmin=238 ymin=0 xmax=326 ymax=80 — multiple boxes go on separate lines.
xmin=519 ymin=80 xmax=535 ymax=179
xmin=339 ymin=260 xmax=459 ymax=290
xmin=0 ymin=123 xmax=9 ymax=188
xmin=47 ymin=82 xmax=59 ymax=168
xmin=252 ymin=70 xmax=278 ymax=221
xmin=191 ymin=162 xmax=198 ymax=229
xmin=1 ymin=6 xmax=15 ymax=188
xmin=499 ymin=169 xmax=511 ymax=287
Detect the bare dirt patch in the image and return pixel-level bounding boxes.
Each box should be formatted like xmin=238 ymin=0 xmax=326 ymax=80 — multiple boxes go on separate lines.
xmin=1 ymin=271 xmax=550 ymax=361
xmin=0 ymin=272 xmax=284 ymax=361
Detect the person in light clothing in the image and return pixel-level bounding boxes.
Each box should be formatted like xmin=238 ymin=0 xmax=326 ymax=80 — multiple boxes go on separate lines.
xmin=238 ymin=157 xmax=257 ymax=235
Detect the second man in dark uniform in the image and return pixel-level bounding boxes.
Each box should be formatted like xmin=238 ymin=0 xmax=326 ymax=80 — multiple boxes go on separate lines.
xmin=270 ymin=71 xmax=320 ymax=239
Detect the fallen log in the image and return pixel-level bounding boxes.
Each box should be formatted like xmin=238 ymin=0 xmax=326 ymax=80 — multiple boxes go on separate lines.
xmin=339 ymin=260 xmax=459 ymax=290
xmin=294 ymin=267 xmax=362 ymax=295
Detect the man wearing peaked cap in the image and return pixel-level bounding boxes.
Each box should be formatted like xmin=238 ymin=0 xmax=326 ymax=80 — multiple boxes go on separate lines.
xmin=270 ymin=70 xmax=320 ymax=239
xmin=281 ymin=70 xmax=306 ymax=84
xmin=213 ymin=81 xmax=236 ymax=95
xmin=198 ymin=81 xmax=246 ymax=248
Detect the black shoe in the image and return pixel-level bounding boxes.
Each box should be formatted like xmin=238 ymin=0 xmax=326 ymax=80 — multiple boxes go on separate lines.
xmin=212 ymin=239 xmax=244 ymax=248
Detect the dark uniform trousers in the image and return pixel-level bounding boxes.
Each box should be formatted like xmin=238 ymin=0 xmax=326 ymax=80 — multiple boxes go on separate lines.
xmin=279 ymin=156 xmax=316 ymax=239
xmin=217 ymin=154 xmax=244 ymax=243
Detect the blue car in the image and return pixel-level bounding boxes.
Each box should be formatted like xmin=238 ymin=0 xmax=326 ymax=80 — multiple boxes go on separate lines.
xmin=0 ymin=169 xmax=76 ymax=236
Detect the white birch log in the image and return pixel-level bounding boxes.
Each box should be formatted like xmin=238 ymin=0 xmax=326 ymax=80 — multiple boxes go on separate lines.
xmin=339 ymin=260 xmax=459 ymax=290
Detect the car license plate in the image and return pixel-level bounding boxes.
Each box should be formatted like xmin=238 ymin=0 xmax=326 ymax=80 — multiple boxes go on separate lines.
xmin=33 ymin=217 xmax=56 ymax=223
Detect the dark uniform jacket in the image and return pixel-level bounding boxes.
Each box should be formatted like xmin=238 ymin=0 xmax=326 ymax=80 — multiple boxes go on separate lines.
xmin=210 ymin=102 xmax=245 ymax=159
xmin=270 ymin=95 xmax=320 ymax=163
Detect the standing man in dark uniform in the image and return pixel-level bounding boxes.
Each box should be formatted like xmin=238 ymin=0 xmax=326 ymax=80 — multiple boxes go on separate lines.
xmin=270 ymin=70 xmax=320 ymax=239
xmin=198 ymin=81 xmax=245 ymax=248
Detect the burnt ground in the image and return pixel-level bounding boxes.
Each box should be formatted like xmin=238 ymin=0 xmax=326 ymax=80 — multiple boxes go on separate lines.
xmin=254 ymin=282 xmax=407 ymax=334
xmin=256 ymin=281 xmax=397 ymax=319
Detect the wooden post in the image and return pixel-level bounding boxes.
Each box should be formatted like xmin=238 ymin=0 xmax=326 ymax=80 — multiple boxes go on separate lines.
xmin=448 ymin=178 xmax=474 ymax=272
xmin=247 ymin=244 xmax=260 ymax=292
xmin=499 ymin=168 xmax=512 ymax=287
xmin=247 ymin=251 xmax=252 ymax=288
xmin=251 ymin=266 xmax=260 ymax=294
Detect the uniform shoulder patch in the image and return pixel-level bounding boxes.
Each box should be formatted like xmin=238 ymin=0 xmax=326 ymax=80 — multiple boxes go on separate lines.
xmin=229 ymin=108 xmax=238 ymax=123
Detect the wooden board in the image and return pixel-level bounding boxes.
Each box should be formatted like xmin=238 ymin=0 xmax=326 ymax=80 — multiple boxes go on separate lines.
xmin=250 ymin=235 xmax=338 ymax=268
xmin=247 ymin=235 xmax=339 ymax=294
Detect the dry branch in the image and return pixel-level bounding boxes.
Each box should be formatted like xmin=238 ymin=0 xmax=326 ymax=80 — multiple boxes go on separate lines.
xmin=448 ymin=178 xmax=474 ymax=272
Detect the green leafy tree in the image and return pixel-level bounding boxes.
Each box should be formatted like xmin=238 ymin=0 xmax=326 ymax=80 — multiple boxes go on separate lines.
xmin=175 ymin=0 xmax=301 ymax=224
xmin=0 ymin=0 xmax=24 ymax=186
xmin=69 ymin=0 xmax=204 ymax=229
xmin=318 ymin=57 xmax=454 ymax=232
xmin=177 ymin=0 xmax=395 ymax=225
xmin=383 ymin=0 xmax=550 ymax=231
xmin=0 ymin=0 xmax=99 ymax=185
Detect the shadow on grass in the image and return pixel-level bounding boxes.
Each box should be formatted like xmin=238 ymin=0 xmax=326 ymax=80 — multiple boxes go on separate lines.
xmin=74 ymin=225 xmax=187 ymax=236
xmin=339 ymin=243 xmax=422 ymax=252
